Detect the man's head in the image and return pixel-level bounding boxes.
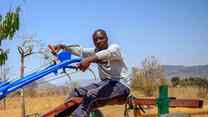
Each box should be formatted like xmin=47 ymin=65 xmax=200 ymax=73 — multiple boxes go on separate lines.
xmin=92 ymin=29 xmax=108 ymax=50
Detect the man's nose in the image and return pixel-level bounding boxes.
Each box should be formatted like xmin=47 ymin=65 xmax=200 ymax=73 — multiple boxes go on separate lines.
xmin=97 ymin=39 xmax=103 ymax=44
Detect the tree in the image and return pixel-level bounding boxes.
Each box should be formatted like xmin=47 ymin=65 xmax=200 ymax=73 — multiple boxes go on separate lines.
xmin=0 ymin=7 xmax=20 ymax=110
xmin=0 ymin=7 xmax=20 ymax=65
xmin=16 ymin=36 xmax=49 ymax=116
xmin=130 ymin=56 xmax=166 ymax=96
xmin=0 ymin=65 xmax=10 ymax=110
xmin=142 ymin=56 xmax=166 ymax=85
xmin=0 ymin=49 xmax=9 ymax=65
xmin=171 ymin=76 xmax=180 ymax=87
xmin=178 ymin=77 xmax=208 ymax=97
xmin=18 ymin=36 xmax=45 ymax=97
xmin=131 ymin=67 xmax=139 ymax=89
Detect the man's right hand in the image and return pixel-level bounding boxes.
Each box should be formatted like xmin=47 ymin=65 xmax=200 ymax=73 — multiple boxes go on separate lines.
xmin=48 ymin=44 xmax=65 ymax=53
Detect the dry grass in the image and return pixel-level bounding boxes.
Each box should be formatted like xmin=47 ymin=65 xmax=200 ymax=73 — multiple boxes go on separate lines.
xmin=0 ymin=87 xmax=207 ymax=117
xmin=0 ymin=96 xmax=66 ymax=117
xmin=168 ymin=87 xmax=203 ymax=99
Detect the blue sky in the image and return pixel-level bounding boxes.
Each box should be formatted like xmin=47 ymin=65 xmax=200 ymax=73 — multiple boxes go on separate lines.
xmin=1 ymin=0 xmax=208 ymax=82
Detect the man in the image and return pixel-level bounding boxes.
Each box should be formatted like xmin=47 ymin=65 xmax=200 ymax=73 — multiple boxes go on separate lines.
xmin=51 ymin=29 xmax=130 ymax=117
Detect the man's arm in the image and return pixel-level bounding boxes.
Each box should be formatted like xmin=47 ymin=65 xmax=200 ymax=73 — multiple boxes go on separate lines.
xmin=77 ymin=55 xmax=98 ymax=72
xmin=49 ymin=44 xmax=81 ymax=56
xmin=78 ymin=44 xmax=122 ymax=71
xmin=64 ymin=45 xmax=81 ymax=56
xmin=49 ymin=44 xmax=97 ymax=58
xmin=95 ymin=44 xmax=122 ymax=61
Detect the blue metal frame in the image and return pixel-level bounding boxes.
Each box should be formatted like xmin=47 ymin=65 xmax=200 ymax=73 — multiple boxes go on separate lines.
xmin=0 ymin=51 xmax=81 ymax=100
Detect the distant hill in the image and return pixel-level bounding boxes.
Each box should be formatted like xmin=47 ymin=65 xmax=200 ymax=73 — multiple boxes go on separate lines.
xmin=163 ymin=65 xmax=208 ymax=79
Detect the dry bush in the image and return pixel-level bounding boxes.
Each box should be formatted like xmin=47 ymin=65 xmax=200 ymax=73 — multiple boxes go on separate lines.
xmin=131 ymin=56 xmax=166 ymax=96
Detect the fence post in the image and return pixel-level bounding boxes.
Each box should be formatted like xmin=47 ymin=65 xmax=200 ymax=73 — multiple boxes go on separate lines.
xmin=90 ymin=111 xmax=96 ymax=117
xmin=157 ymin=85 xmax=169 ymax=116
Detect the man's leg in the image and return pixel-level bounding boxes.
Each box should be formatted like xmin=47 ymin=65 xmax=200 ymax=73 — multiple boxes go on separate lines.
xmin=72 ymin=79 xmax=130 ymax=117
xmin=65 ymin=83 xmax=99 ymax=103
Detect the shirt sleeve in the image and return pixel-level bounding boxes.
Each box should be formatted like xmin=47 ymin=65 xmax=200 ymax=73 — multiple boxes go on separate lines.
xmin=65 ymin=46 xmax=81 ymax=56
xmin=65 ymin=46 xmax=95 ymax=58
xmin=65 ymin=45 xmax=80 ymax=51
xmin=95 ymin=44 xmax=122 ymax=60
xmin=81 ymin=47 xmax=95 ymax=58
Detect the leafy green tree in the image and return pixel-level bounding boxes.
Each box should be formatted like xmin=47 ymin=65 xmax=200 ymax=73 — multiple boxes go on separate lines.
xmin=0 ymin=7 xmax=20 ymax=65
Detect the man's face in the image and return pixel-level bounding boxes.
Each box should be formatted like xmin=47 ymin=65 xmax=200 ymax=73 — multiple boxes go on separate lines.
xmin=93 ymin=31 xmax=108 ymax=50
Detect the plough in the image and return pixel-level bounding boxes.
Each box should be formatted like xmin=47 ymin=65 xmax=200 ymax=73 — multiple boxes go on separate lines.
xmin=0 ymin=46 xmax=204 ymax=117
xmin=0 ymin=47 xmax=81 ymax=100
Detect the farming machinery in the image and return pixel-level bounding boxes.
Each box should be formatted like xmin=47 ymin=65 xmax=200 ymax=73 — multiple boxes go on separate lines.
xmin=0 ymin=45 xmax=204 ymax=117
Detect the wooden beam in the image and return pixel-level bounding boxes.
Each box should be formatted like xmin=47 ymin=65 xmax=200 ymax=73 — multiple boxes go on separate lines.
xmin=41 ymin=97 xmax=203 ymax=117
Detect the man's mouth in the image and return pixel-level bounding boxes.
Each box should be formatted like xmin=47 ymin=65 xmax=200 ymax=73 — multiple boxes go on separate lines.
xmin=98 ymin=43 xmax=105 ymax=48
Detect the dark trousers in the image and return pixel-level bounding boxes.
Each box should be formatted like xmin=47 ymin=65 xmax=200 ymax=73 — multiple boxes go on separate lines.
xmin=69 ymin=79 xmax=130 ymax=117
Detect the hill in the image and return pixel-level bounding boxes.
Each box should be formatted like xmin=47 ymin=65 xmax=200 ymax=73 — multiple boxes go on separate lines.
xmin=163 ymin=65 xmax=208 ymax=79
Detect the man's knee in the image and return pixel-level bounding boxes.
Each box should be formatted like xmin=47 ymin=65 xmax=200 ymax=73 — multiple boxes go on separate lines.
xmin=86 ymin=89 xmax=99 ymax=98
xmin=71 ymin=107 xmax=88 ymax=117
xmin=125 ymin=87 xmax=130 ymax=96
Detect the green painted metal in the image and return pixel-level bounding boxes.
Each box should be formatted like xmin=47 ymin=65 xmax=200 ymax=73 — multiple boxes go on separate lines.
xmin=157 ymin=85 xmax=169 ymax=117
xmin=90 ymin=111 xmax=96 ymax=117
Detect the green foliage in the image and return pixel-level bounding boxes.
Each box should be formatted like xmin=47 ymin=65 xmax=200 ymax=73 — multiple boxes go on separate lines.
xmin=0 ymin=7 xmax=20 ymax=65
xmin=178 ymin=77 xmax=208 ymax=87
xmin=0 ymin=7 xmax=20 ymax=44
xmin=171 ymin=76 xmax=180 ymax=87
xmin=0 ymin=49 xmax=9 ymax=65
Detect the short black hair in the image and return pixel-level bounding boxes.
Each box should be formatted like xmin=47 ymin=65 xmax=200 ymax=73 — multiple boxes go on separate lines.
xmin=92 ymin=29 xmax=108 ymax=39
